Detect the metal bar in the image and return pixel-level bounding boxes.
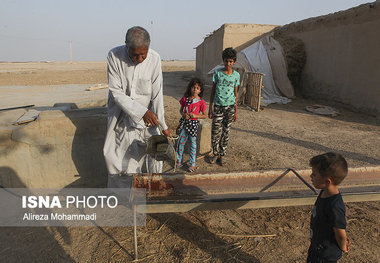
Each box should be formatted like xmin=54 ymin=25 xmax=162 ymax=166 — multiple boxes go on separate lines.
xmin=0 ymin=104 xmax=34 ymax=111
xmin=289 ymin=168 xmax=318 ymax=194
xmin=136 ymin=190 xmax=380 ymax=214
xmin=133 ymin=205 xmax=138 ymax=260
xmin=259 ymin=168 xmax=290 ymax=192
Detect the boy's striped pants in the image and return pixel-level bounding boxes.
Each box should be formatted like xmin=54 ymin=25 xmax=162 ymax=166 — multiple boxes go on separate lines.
xmin=211 ymin=104 xmax=235 ymax=156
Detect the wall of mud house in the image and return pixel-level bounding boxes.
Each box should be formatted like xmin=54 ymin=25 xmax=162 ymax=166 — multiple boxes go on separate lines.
xmin=0 ymin=108 xmax=108 ymax=188
xmin=196 ymin=24 xmax=277 ymax=81
xmin=277 ymin=2 xmax=380 ymax=116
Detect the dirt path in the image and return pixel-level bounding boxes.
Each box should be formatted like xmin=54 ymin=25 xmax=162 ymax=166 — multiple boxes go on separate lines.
xmin=0 ymin=62 xmax=379 ymax=262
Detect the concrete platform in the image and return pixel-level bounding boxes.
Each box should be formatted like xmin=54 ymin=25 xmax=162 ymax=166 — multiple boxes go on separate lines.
xmin=0 ymin=107 xmax=108 ymax=188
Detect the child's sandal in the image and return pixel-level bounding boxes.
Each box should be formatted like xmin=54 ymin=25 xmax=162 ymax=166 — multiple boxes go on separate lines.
xmin=218 ymin=156 xmax=227 ymax=167
xmin=207 ymin=154 xmax=217 ymax=164
xmin=188 ymin=166 xmax=196 ymax=173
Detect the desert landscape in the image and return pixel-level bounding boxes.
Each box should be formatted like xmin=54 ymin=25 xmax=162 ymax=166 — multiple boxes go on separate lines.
xmin=0 ymin=61 xmax=379 ymax=262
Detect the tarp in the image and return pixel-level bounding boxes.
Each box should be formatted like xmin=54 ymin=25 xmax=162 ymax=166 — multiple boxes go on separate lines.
xmin=261 ymin=35 xmax=294 ymax=99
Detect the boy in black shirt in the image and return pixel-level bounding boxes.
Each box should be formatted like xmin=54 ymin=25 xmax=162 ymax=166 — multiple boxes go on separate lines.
xmin=307 ymin=152 xmax=351 ymax=263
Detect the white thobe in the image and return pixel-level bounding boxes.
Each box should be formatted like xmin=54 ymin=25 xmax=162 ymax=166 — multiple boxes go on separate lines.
xmin=103 ymin=45 xmax=168 ymax=176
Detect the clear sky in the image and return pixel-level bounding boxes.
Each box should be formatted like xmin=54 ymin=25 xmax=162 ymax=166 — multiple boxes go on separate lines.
xmin=0 ymin=0 xmax=371 ymax=62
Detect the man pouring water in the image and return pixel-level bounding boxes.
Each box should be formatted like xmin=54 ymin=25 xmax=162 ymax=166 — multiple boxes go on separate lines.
xmin=103 ymin=26 xmax=171 ymax=182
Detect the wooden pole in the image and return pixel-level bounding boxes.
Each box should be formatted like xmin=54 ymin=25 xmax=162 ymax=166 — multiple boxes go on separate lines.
xmin=69 ymin=41 xmax=72 ymax=62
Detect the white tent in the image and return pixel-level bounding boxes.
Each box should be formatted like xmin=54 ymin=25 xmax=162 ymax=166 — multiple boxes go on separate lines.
xmin=209 ymin=34 xmax=294 ymax=106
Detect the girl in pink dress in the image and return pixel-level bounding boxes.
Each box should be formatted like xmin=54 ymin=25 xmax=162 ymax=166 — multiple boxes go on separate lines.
xmin=176 ymin=78 xmax=207 ymax=172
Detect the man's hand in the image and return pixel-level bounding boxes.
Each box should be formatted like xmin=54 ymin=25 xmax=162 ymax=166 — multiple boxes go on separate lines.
xmin=143 ymin=110 xmax=158 ymax=127
xmin=162 ymin=129 xmax=172 ymax=138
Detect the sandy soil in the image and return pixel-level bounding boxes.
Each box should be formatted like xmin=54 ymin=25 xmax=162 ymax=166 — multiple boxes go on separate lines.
xmin=0 ymin=61 xmax=380 ymax=262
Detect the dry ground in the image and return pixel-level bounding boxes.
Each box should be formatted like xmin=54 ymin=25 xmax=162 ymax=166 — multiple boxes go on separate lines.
xmin=0 ymin=61 xmax=379 ymax=262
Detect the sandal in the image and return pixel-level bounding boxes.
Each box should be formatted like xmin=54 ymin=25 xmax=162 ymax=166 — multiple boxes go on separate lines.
xmin=188 ymin=166 xmax=196 ymax=173
xmin=176 ymin=161 xmax=184 ymax=169
xmin=217 ymin=156 xmax=227 ymax=167
xmin=207 ymin=154 xmax=218 ymax=164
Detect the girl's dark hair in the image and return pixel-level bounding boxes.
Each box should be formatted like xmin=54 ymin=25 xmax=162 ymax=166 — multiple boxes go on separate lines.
xmin=222 ymin=47 xmax=237 ymax=61
xmin=184 ymin=77 xmax=204 ymax=98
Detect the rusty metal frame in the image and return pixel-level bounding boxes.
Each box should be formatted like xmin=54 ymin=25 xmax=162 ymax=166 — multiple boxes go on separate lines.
xmin=130 ymin=166 xmax=380 ymax=260
xmin=133 ymin=166 xmax=380 ymax=213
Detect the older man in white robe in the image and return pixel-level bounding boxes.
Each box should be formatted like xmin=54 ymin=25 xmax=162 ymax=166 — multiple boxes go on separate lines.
xmin=103 ymin=26 xmax=171 ymax=180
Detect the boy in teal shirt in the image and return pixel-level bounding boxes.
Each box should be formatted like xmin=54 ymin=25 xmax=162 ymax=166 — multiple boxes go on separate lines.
xmin=208 ymin=47 xmax=240 ymax=166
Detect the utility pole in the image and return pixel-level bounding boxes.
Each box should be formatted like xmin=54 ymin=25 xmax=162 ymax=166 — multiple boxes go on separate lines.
xmin=150 ymin=21 xmax=154 ymax=49
xmin=69 ymin=41 xmax=72 ymax=62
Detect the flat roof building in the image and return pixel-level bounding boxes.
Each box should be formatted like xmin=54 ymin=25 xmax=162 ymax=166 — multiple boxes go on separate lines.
xmin=195 ymin=23 xmax=278 ymax=80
